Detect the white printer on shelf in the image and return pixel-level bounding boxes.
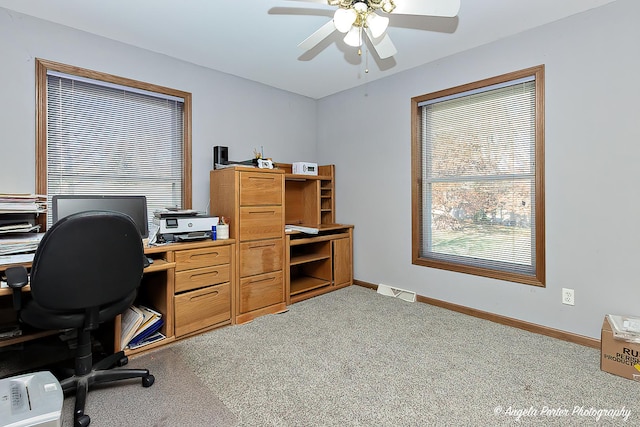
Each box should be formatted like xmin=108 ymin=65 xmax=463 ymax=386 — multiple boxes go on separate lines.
xmin=152 ymin=209 xmax=218 ymax=243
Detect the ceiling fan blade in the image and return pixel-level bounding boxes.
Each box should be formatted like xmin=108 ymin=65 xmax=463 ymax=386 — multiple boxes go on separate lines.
xmin=392 ymin=0 xmax=460 ymax=17
xmin=298 ymin=20 xmax=337 ymax=51
xmin=364 ymin=28 xmax=397 ymax=59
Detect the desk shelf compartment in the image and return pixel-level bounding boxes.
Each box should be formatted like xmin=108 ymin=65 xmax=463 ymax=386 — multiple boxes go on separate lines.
xmin=320 ymin=177 xmax=334 ymax=224
xmin=121 ymin=268 xmax=175 ymax=355
xmin=289 ymin=240 xmax=332 ymax=298
xmin=282 ymin=163 xmax=335 ymax=226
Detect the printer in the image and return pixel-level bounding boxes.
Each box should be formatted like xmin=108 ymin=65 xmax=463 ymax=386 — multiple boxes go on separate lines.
xmin=152 ymin=210 xmax=218 ymax=242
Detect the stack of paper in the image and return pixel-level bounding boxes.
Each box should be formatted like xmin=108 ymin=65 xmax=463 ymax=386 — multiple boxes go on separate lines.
xmin=121 ymin=305 xmax=165 ymax=350
xmin=0 ymin=193 xmax=47 ymax=214
xmin=285 ymin=224 xmax=319 ymax=234
xmin=0 ymin=233 xmax=44 ymax=256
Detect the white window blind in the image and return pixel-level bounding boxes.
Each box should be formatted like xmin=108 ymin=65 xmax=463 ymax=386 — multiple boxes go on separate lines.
xmin=46 ymin=71 xmax=184 ymax=229
xmin=419 ymin=78 xmax=537 ymax=275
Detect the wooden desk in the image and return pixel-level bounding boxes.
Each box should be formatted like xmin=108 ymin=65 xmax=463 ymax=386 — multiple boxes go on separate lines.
xmin=285 ymin=224 xmax=353 ymax=304
xmin=0 ymin=239 xmax=235 ymax=356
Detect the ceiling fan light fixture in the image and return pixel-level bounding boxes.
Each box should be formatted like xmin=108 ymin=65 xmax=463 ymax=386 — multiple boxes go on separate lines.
xmin=343 ymin=25 xmax=363 ymax=47
xmin=334 ymin=8 xmax=357 ymax=33
xmin=353 ymin=2 xmax=368 ymax=13
xmin=368 ymin=0 xmax=396 ymax=14
xmin=366 ymin=12 xmax=389 ymax=38
xmin=381 ymin=0 xmax=396 ymax=14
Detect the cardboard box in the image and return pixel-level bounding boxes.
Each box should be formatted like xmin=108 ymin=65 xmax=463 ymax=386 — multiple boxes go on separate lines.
xmin=292 ymin=162 xmax=318 ymax=176
xmin=601 ymin=316 xmax=640 ymax=381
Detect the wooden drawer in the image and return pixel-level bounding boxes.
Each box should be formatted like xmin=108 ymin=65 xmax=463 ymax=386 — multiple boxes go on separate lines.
xmin=239 ymin=206 xmax=283 ymax=241
xmin=175 ymin=246 xmax=230 ymax=272
xmin=239 ymin=239 xmax=283 ymax=277
xmin=174 ymin=283 xmax=230 ymax=337
xmin=175 ymin=264 xmax=230 ymax=293
xmin=240 ymin=172 xmax=282 ymax=206
xmin=239 ymin=270 xmax=284 ymax=314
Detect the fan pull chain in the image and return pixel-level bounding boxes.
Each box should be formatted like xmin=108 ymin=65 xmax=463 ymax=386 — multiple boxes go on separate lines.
xmin=365 ymin=48 xmax=369 ymax=73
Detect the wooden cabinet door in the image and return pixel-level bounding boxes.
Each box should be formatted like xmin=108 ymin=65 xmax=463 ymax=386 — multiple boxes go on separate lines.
xmin=333 ymin=237 xmax=352 ymax=288
xmin=240 ymin=172 xmax=282 ymax=206
xmin=174 ymin=246 xmax=231 ymax=271
xmin=174 ymin=283 xmax=231 ymax=337
xmin=239 ymin=206 xmax=283 ymax=241
xmin=239 ymin=239 xmax=283 ymax=277
xmin=239 ymin=271 xmax=284 ymax=313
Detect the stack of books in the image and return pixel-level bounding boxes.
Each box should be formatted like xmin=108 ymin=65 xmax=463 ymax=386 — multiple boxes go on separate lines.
xmin=120 ymin=305 xmax=165 ymax=350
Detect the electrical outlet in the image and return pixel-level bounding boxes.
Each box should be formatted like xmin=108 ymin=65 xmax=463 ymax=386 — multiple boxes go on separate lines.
xmin=562 ymin=288 xmax=575 ymax=306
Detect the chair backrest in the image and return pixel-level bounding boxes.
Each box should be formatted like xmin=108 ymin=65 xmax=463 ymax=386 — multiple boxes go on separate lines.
xmin=29 ymin=210 xmax=145 ymax=311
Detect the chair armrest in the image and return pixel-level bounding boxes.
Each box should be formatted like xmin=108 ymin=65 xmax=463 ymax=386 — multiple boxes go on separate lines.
xmin=6 ymin=266 xmax=29 ymax=288
xmin=5 ymin=265 xmax=29 ymax=310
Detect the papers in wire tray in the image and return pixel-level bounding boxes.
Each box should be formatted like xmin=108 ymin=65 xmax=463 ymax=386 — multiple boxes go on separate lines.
xmin=285 ymin=225 xmax=319 ymax=234
xmin=0 ymin=224 xmax=40 ymax=234
xmin=153 ymin=208 xmax=203 ymax=218
xmin=0 ymin=233 xmax=44 ymax=256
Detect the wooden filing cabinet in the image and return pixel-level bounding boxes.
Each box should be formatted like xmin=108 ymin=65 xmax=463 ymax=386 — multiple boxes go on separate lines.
xmin=173 ymin=244 xmax=232 ymax=337
xmin=210 ymin=167 xmax=287 ymax=324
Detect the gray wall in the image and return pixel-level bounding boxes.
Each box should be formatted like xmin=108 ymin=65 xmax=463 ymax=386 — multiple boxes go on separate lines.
xmin=0 ymin=8 xmax=317 ymax=214
xmin=2 ymin=1 xmax=637 ymax=340
xmin=318 ymin=0 xmax=639 ymax=339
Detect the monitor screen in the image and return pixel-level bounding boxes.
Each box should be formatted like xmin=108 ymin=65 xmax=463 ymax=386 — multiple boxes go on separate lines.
xmin=52 ymin=195 xmax=149 ymax=238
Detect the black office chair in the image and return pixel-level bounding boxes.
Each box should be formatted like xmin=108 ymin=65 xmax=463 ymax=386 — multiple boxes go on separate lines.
xmin=5 ymin=210 xmax=155 ymax=427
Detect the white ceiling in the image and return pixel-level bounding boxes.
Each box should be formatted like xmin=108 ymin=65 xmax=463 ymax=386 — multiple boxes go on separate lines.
xmin=0 ymin=0 xmax=618 ymax=99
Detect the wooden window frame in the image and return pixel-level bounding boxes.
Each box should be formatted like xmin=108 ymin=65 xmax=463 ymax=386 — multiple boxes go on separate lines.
xmin=35 ymin=58 xmax=192 ymax=227
xmin=411 ymin=65 xmax=545 ymax=286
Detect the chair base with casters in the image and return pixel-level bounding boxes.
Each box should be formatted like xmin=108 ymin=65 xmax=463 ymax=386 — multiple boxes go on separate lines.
xmin=59 ymin=327 xmax=155 ymax=427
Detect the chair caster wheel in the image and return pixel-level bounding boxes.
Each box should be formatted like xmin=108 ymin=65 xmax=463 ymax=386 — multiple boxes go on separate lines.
xmin=75 ymin=414 xmax=91 ymax=427
xmin=142 ymin=374 xmax=155 ymax=387
xmin=116 ymin=356 xmax=129 ymax=367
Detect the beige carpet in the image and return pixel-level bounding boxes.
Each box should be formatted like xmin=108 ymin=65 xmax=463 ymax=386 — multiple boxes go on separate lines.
xmin=61 ymin=346 xmax=237 ymax=427
xmin=8 ymin=285 xmax=640 ymax=426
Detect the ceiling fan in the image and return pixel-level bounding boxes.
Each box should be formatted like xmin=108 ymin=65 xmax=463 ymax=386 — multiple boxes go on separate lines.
xmin=287 ymin=0 xmax=461 ymax=59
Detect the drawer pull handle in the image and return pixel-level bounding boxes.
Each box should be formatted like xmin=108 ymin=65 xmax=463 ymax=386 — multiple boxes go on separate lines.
xmin=249 ymin=243 xmax=276 ymax=249
xmin=248 ymin=211 xmax=276 ymax=215
xmin=190 ymin=271 xmax=219 ymax=280
xmin=249 ymin=176 xmax=275 ymax=182
xmin=190 ymin=290 xmax=219 ymax=301
xmin=190 ymin=252 xmax=220 ymax=260
xmin=249 ymin=276 xmax=275 ymax=284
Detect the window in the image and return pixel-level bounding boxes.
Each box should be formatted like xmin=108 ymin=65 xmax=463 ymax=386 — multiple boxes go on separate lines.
xmin=411 ymin=65 xmax=545 ymax=286
xmin=35 ymin=59 xmax=192 ymax=230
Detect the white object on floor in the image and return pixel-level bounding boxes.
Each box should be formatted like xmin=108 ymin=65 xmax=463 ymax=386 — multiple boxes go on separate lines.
xmin=377 ymin=284 xmax=416 ymax=302
xmin=0 ymin=371 xmax=63 ymax=427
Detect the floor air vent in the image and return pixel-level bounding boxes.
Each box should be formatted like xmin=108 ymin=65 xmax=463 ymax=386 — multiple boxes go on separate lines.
xmin=376 ymin=284 xmax=416 ymax=302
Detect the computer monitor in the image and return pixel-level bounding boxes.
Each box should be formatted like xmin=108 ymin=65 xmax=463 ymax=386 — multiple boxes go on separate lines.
xmin=52 ymin=195 xmax=149 ymax=238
